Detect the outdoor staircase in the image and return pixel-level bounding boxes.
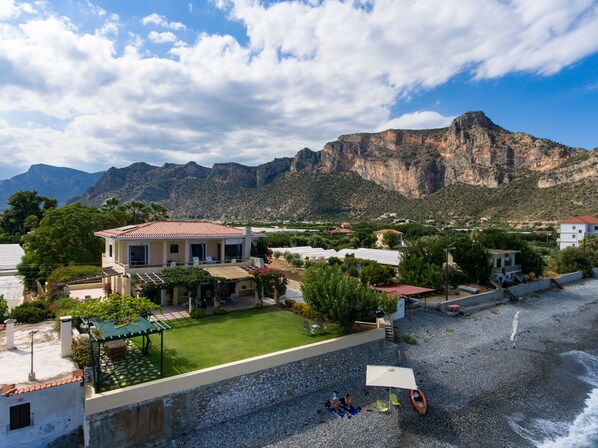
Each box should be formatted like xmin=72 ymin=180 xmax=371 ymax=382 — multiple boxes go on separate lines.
xmin=504 ymin=289 xmax=518 ymax=302
xmin=550 ymin=278 xmax=564 ymax=289
xmin=384 ymin=321 xmax=394 ymax=342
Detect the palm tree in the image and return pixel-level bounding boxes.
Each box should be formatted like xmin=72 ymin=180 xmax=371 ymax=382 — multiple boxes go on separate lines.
xmin=123 ymin=200 xmax=149 ymax=224
xmin=148 ymin=202 xmax=169 ymax=221
xmin=101 ymin=197 xmax=121 ymax=212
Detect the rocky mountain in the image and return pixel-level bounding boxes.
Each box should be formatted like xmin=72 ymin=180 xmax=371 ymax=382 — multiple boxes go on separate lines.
xmin=0 ymin=164 xmax=103 ymax=210
xmin=75 ymin=111 xmax=597 ymax=223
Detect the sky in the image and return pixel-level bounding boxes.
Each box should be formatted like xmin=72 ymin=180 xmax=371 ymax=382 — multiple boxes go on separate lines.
xmin=1 ymin=0 xmax=598 ymax=179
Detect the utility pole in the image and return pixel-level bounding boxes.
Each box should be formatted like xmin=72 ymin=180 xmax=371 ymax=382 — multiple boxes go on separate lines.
xmin=444 ymin=234 xmax=455 ymax=301
xmin=445 ymin=242 xmax=449 ymax=301
xmin=28 ymin=329 xmax=39 ymax=381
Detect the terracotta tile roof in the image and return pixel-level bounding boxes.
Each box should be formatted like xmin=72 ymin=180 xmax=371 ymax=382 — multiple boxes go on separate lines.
xmin=376 ymin=229 xmax=403 ymax=234
xmin=95 ymin=221 xmax=248 ymax=239
xmin=559 ymin=215 xmax=598 ymax=224
xmin=1 ymin=371 xmax=83 ymax=396
xmin=329 ymin=228 xmax=355 ymax=234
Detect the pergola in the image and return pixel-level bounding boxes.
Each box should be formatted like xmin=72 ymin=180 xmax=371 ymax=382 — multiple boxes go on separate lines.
xmin=85 ymin=315 xmax=171 ymax=391
xmin=372 ymin=284 xmax=436 ymax=308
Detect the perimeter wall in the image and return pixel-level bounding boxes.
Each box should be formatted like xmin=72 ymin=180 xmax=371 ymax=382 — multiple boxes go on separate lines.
xmin=437 ymin=271 xmax=589 ymax=312
xmin=84 ymin=328 xmax=391 ymax=448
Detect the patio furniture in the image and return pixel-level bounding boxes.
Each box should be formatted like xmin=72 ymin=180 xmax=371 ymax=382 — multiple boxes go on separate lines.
xmin=303 ymin=320 xmax=318 ymax=336
xmin=104 ymin=340 xmax=127 ymax=360
xmin=205 ymin=256 xmax=215 ymax=264
xmin=314 ymin=317 xmax=326 ymax=330
xmin=376 ymin=400 xmax=389 ymax=413
xmin=390 ymin=393 xmax=400 ymax=407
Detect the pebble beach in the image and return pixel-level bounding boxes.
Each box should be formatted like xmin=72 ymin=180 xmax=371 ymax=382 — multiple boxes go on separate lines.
xmin=171 ymin=279 xmax=598 ymax=448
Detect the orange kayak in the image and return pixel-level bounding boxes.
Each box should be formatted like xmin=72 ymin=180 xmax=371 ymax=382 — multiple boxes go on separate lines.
xmin=410 ymin=387 xmax=428 ymax=415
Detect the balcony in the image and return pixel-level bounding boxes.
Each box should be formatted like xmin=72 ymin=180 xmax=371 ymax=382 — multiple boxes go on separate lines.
xmin=492 ymin=264 xmax=522 ymax=275
xmin=113 ymin=257 xmax=251 ymax=275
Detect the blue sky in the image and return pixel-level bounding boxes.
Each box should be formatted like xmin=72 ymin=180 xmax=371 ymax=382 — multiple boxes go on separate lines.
xmin=0 ymin=0 xmax=597 ymax=178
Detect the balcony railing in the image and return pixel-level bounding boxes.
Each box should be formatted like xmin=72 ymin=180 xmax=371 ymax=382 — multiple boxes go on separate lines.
xmin=114 ymin=257 xmax=250 ymax=269
xmin=492 ymin=264 xmax=522 ymax=274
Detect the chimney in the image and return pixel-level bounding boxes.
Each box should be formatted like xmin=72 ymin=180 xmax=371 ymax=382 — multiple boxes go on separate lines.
xmin=243 ymin=227 xmax=252 ymax=259
xmin=60 ymin=316 xmax=72 ymax=358
xmin=5 ymin=319 xmax=16 ymax=350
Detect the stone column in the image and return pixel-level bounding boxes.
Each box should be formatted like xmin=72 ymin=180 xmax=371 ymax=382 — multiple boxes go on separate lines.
xmin=5 ymin=319 xmax=16 ymax=350
xmin=60 ymin=316 xmax=72 ymax=358
xmin=160 ymin=289 xmax=168 ymax=306
xmin=162 ymin=241 xmax=168 ymax=267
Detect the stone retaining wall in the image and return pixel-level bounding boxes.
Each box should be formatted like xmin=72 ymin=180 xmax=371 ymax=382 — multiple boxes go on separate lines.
xmin=85 ymin=330 xmax=392 ymax=447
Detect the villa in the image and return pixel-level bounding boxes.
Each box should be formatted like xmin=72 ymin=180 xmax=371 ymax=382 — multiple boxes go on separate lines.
xmin=558 ymin=215 xmax=598 ymax=250
xmin=95 ymin=221 xmax=263 ymax=306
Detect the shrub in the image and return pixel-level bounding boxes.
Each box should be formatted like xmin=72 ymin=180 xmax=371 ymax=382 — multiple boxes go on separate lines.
xmin=254 ymin=302 xmax=265 ymax=309
xmin=402 ymin=334 xmax=418 ymax=345
xmin=0 ymin=295 xmax=8 ymax=324
xmin=10 ymin=300 xmax=53 ymax=323
xmin=291 ymin=258 xmax=303 ymax=267
xmin=71 ymin=336 xmax=91 ymax=368
xmin=190 ymin=309 xmax=205 ymax=319
xmin=52 ymin=297 xmax=80 ymax=317
xmin=213 ymin=306 xmax=227 ymax=315
xmin=550 ymin=246 xmax=594 ymax=277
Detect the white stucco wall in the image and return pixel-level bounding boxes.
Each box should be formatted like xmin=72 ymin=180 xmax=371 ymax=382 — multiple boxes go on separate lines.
xmin=0 ymin=381 xmax=84 ymax=448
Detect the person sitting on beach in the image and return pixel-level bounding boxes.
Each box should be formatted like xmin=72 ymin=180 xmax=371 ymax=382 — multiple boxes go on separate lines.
xmin=342 ymin=394 xmax=352 ymax=408
xmin=330 ymin=397 xmax=340 ymax=411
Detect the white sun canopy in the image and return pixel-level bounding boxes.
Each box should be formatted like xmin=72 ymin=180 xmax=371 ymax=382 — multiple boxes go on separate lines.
xmin=366 ymin=365 xmax=417 ymax=390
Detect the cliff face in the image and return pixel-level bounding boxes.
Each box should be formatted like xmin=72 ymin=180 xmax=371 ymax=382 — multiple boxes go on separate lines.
xmin=314 ymin=111 xmax=581 ymax=197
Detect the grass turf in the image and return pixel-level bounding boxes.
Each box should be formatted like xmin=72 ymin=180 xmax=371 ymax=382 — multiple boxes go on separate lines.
xmin=133 ymin=306 xmax=342 ymax=378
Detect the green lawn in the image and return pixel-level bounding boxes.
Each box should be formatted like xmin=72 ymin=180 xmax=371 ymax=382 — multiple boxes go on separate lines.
xmin=136 ymin=307 xmax=342 ymax=378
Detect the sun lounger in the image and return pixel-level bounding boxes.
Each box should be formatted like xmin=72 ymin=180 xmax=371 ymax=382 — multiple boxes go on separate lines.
xmin=376 ymin=400 xmax=389 ymax=413
xmin=390 ymin=393 xmax=400 ymax=407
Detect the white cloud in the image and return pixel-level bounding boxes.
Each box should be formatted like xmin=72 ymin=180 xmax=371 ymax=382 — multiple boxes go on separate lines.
xmin=148 ymin=31 xmax=177 ymax=44
xmin=141 ymin=13 xmax=186 ymax=31
xmin=378 ymin=112 xmax=456 ymax=131
xmin=0 ymin=0 xmax=36 ymax=19
xmin=0 ymin=0 xmax=597 ymax=177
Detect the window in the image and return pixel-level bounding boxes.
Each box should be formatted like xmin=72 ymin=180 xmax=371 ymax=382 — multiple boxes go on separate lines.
xmin=572 ymin=226 xmax=576 ymax=230
xmin=108 ymin=244 xmax=113 ymax=258
xmin=594 ymin=226 xmax=598 ymax=231
xmin=170 ymin=244 xmax=179 ymax=254
xmin=572 ymin=235 xmax=576 ymax=239
xmin=579 ymin=230 xmax=583 ymax=234
xmin=225 ymin=244 xmax=243 ymax=260
xmin=10 ymin=403 xmax=30 ymax=430
xmin=129 ymin=245 xmax=148 ymax=265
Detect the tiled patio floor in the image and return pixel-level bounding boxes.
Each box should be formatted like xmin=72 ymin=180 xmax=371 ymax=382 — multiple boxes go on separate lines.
xmin=100 ymin=340 xmax=161 ymax=390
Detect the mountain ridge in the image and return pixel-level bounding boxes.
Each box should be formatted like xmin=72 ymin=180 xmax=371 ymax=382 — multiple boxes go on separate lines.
xmin=8 ymin=111 xmax=597 ymax=223
xmin=0 ymin=164 xmax=103 ymax=210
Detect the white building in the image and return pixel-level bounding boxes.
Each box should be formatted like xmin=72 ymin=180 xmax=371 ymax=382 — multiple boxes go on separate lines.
xmin=272 ymin=246 xmax=402 ymax=267
xmin=559 ymin=215 xmax=598 ymax=250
